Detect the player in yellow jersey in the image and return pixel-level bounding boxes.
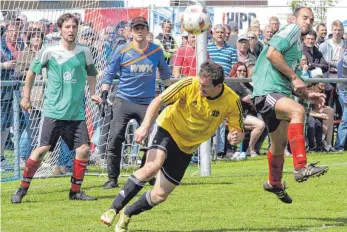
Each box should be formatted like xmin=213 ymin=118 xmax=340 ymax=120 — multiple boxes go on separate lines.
xmin=100 ymin=61 xmax=245 ymax=231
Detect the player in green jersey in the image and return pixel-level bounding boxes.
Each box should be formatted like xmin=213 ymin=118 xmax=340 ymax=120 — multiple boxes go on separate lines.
xmin=251 ymin=7 xmax=329 ymax=204
xmin=11 ymin=13 xmax=101 ymax=204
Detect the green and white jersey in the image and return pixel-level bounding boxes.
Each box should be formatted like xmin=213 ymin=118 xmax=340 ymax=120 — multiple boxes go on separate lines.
xmin=251 ymin=24 xmax=303 ymax=98
xmin=30 ymin=42 xmax=98 ymax=120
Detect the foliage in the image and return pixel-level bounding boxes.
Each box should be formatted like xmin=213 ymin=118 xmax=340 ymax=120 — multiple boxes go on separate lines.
xmin=288 ymin=0 xmax=339 ymax=24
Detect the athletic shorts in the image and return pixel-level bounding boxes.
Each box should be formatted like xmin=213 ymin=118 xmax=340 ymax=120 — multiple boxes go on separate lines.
xmin=149 ymin=125 xmax=191 ymax=185
xmin=37 ymin=116 xmax=89 ymax=150
xmin=252 ymin=93 xmax=286 ymax=133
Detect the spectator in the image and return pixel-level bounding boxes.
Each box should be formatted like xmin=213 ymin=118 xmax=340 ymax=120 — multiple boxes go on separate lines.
xmin=269 ymin=16 xmax=280 ymax=34
xmin=236 ymin=34 xmax=256 ymax=67
xmin=181 ymin=31 xmax=188 ymax=47
xmin=261 ymin=25 xmax=274 ymax=46
xmin=335 ymin=51 xmax=347 ymax=151
xmin=154 ymin=19 xmax=178 ymax=64
xmin=319 ymin=20 xmax=346 ymax=109
xmin=303 ymin=30 xmax=329 ymax=74
xmin=250 ymin=18 xmax=260 ymax=28
xmin=113 ymin=22 xmax=131 ymax=50
xmin=146 ymin=32 xmax=153 ymax=42
xmin=103 ymin=24 xmax=116 ymax=60
xmin=228 ymin=62 xmax=265 ymax=157
xmin=287 ymin=14 xmax=294 ymax=24
xmin=226 ymin=21 xmax=239 ymax=48
xmin=316 ymin=23 xmax=327 ymax=46
xmin=224 ymin=24 xmax=232 ymax=42
xmin=207 ymin=24 xmax=238 ymax=157
xmin=249 ymin=26 xmax=262 ymax=40
xmin=247 ymin=31 xmax=263 ymax=58
xmin=172 ymin=34 xmax=197 ymax=78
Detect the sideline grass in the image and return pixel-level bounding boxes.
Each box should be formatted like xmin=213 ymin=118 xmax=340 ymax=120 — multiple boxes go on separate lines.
xmin=1 ymin=153 xmax=347 ymax=232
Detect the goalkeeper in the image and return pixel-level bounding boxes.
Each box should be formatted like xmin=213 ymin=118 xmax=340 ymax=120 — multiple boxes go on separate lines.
xmin=100 ymin=61 xmax=245 ymax=231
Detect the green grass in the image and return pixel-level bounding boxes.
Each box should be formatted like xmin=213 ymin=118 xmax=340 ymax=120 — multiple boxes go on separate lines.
xmin=1 ymin=153 xmax=347 ymax=232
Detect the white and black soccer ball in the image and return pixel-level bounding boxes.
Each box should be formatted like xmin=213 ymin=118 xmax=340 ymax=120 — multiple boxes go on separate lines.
xmin=180 ymin=4 xmax=211 ymax=35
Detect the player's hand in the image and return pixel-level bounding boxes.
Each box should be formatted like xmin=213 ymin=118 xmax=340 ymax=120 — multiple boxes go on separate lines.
xmin=2 ymin=60 xmax=16 ymax=70
xmin=291 ymin=76 xmax=307 ymax=96
xmin=307 ymin=91 xmax=326 ymax=108
xmin=316 ymin=113 xmax=328 ymax=120
xmin=134 ymin=125 xmax=150 ymax=145
xmin=20 ymin=98 xmax=31 ymax=112
xmin=91 ymin=95 xmax=102 ymax=104
xmin=227 ymin=130 xmax=245 ymax=145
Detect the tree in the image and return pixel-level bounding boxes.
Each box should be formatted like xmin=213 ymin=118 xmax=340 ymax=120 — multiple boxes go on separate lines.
xmin=288 ymin=0 xmax=339 ymax=24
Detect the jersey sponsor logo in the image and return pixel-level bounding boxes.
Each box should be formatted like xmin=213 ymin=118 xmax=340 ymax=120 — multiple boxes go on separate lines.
xmin=130 ymin=64 xmax=153 ymax=73
xmin=63 ymin=69 xmax=77 ymax=84
xmin=211 ymin=110 xmax=220 ymax=117
xmin=126 ymin=51 xmax=133 ymax=58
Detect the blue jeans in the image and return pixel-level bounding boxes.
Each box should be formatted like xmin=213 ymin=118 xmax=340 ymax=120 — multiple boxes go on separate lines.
xmin=335 ymin=90 xmax=347 ymax=150
xmin=19 ymin=110 xmax=41 ymax=160
xmin=215 ymin=122 xmax=225 ymax=154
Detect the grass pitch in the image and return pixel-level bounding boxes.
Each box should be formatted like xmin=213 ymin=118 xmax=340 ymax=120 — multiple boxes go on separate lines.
xmin=1 ymin=153 xmax=347 ymax=232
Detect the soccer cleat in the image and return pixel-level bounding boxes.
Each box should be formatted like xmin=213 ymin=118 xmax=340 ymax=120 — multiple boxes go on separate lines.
xmin=294 ymin=162 xmax=329 ymax=183
xmin=11 ymin=187 xmax=28 ymax=204
xmin=115 ymin=209 xmax=131 ymax=232
xmin=100 ymin=208 xmax=117 ymax=226
xmin=69 ymin=190 xmax=97 ymax=200
xmin=263 ymin=181 xmax=292 ymax=204
xmin=103 ymin=179 xmax=119 ymax=189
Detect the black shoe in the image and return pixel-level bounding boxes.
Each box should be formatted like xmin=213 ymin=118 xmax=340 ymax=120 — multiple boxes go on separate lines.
xmin=149 ymin=177 xmax=156 ymax=186
xmin=294 ymin=162 xmax=329 ymax=183
xmin=11 ymin=187 xmax=28 ymax=204
xmin=103 ymin=179 xmax=119 ymax=189
xmin=263 ymin=181 xmax=292 ymax=204
xmin=69 ymin=190 xmax=97 ymax=200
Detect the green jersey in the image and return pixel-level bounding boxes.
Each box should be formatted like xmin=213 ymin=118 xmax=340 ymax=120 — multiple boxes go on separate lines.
xmin=251 ymin=24 xmax=303 ymax=98
xmin=30 ymin=42 xmax=98 ymax=120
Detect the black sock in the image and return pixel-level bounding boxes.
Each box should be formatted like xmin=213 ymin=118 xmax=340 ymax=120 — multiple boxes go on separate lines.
xmin=125 ymin=190 xmax=155 ymax=216
xmin=111 ymin=174 xmax=146 ymax=212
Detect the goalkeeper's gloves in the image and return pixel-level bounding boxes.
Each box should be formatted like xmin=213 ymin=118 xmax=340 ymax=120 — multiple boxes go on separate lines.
xmin=99 ymin=90 xmax=108 ymax=118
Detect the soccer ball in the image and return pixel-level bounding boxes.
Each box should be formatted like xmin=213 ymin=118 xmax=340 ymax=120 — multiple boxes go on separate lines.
xmin=180 ymin=4 xmax=211 ymax=35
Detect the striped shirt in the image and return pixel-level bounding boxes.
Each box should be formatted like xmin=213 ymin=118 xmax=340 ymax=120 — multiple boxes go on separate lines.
xmin=207 ymin=41 xmax=238 ymax=76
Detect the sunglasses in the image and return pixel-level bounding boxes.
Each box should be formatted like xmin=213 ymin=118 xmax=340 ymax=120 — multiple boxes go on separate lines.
xmin=248 ymin=37 xmax=256 ymax=40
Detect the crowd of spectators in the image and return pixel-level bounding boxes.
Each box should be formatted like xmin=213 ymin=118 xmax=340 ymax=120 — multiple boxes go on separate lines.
xmin=1 ymin=10 xmax=347 ymax=172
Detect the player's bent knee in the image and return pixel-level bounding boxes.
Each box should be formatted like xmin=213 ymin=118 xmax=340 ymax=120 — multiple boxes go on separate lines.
xmin=290 ymin=106 xmax=305 ymax=120
xmin=76 ymin=144 xmax=90 ymax=159
xmin=31 ymin=146 xmax=50 ymax=160
xmin=143 ymin=162 xmax=161 ymax=178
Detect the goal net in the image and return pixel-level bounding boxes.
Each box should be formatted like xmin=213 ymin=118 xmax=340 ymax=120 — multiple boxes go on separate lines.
xmin=1 ymin=0 xmax=207 ymax=182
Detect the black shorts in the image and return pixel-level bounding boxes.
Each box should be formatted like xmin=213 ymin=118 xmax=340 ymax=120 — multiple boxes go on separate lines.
xmin=252 ymin=93 xmax=286 ymax=133
xmin=37 ymin=117 xmax=89 ymax=150
xmin=149 ymin=125 xmax=191 ymax=185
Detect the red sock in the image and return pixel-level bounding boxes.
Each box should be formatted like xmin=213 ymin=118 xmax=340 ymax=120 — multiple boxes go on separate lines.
xmin=21 ymin=158 xmax=41 ymax=189
xmin=71 ymin=159 xmax=88 ymax=192
xmin=288 ymin=123 xmax=307 ymax=170
xmin=267 ymin=150 xmax=284 ymax=188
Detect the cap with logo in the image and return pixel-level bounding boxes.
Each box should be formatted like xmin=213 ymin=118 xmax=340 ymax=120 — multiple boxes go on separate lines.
xmin=130 ymin=17 xmax=148 ymax=28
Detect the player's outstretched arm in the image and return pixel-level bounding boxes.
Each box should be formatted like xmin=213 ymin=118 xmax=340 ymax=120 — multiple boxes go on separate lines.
xmin=21 ymin=70 xmax=36 ymax=112
xmin=135 ymin=96 xmax=163 ymax=144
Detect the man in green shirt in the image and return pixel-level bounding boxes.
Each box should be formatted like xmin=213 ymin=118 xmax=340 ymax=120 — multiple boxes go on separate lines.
xmin=11 ymin=13 xmax=101 ymax=204
xmin=251 ymin=7 xmax=329 ymax=204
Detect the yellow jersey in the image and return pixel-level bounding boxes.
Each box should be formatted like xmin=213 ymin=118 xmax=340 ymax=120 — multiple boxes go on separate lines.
xmin=157 ymin=77 xmax=244 ymax=154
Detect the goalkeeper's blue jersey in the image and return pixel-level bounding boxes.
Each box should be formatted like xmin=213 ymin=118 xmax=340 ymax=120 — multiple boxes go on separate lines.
xmin=102 ymin=42 xmax=170 ymax=105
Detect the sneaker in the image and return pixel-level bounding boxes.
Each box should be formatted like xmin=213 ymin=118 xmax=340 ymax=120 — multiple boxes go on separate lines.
xmin=103 ymin=179 xmax=119 ymax=189
xmin=231 ymin=152 xmax=240 ymax=160
xmin=263 ymin=181 xmax=292 ymax=204
xmin=115 ymin=209 xmax=131 ymax=232
xmin=236 ymin=152 xmax=247 ymax=161
xmin=69 ymin=190 xmax=97 ymax=200
xmin=11 ymin=187 xmax=28 ymax=204
xmin=294 ymin=162 xmax=329 ymax=183
xmin=100 ymin=208 xmax=117 ymax=226
xmin=249 ymin=151 xmax=259 ymax=158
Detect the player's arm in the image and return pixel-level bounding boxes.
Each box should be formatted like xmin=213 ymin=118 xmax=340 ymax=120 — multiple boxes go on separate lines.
xmin=157 ymin=48 xmax=172 ymax=88
xmin=21 ymin=47 xmax=48 ymax=111
xmin=226 ymin=98 xmax=245 ymax=145
xmin=266 ymin=24 xmax=308 ymax=98
xmin=135 ymin=78 xmax=192 ymax=143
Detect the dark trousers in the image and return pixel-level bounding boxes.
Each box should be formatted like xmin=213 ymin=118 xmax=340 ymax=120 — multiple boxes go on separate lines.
xmin=106 ymin=98 xmax=148 ymax=181
xmin=307 ymin=116 xmax=324 ymax=149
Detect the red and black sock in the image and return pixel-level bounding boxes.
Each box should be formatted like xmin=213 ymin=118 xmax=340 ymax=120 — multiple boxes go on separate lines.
xmin=288 ymin=123 xmax=307 ymax=170
xmin=21 ymin=158 xmax=41 ymax=189
xmin=267 ymin=150 xmax=284 ymax=188
xmin=71 ymin=159 xmax=88 ymax=192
